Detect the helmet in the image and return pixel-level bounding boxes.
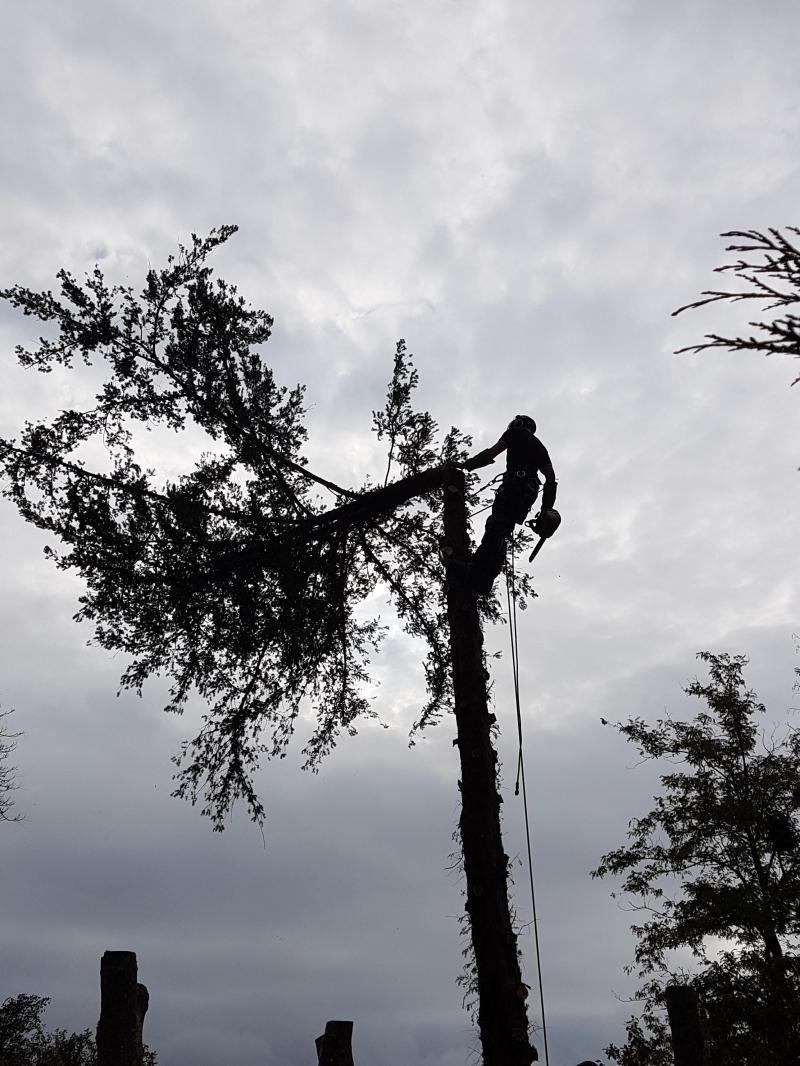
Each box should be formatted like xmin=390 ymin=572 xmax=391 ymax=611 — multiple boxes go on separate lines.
xmin=508 ymin=414 xmax=536 ymax=434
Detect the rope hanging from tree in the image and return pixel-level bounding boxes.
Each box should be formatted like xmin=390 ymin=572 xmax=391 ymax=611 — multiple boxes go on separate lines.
xmin=505 ymin=541 xmax=551 ymax=1066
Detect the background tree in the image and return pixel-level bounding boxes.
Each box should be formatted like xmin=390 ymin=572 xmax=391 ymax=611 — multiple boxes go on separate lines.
xmin=0 ymin=993 xmax=158 ymax=1066
xmin=0 ymin=706 xmax=22 ymax=823
xmin=0 ymin=993 xmax=50 ymax=1065
xmin=674 ymin=226 xmax=800 ymax=386
xmin=603 ymin=1000 xmax=671 ymax=1066
xmin=594 ymin=652 xmax=800 ymax=1066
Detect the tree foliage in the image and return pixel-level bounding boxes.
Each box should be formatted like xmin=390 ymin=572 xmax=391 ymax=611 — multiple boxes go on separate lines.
xmin=674 ymin=226 xmax=800 ymax=386
xmin=603 ymin=999 xmax=671 ymax=1066
xmin=0 ymin=993 xmax=50 ymax=1066
xmin=0 ymin=993 xmax=157 ymax=1066
xmin=595 ymin=652 xmax=800 ymax=1064
xmin=0 ymin=227 xmax=480 ymax=828
xmin=0 ymin=706 xmax=22 ymax=823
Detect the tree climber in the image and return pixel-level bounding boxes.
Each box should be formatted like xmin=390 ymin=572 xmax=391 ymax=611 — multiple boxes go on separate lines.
xmin=459 ymin=415 xmax=558 ymax=595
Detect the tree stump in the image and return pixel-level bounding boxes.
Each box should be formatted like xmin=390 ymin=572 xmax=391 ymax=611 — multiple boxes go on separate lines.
xmin=96 ymin=950 xmax=148 ymax=1066
xmin=315 ymin=1020 xmax=355 ymax=1065
xmin=665 ymin=984 xmax=703 ymax=1066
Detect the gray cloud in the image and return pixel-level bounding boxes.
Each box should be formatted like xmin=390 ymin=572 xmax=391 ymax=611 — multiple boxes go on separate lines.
xmin=2 ymin=0 xmax=800 ymax=1063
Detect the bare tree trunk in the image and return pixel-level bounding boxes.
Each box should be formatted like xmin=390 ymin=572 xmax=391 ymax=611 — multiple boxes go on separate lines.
xmin=315 ymin=1019 xmax=355 ymax=1065
xmin=97 ymin=950 xmax=147 ymax=1066
xmin=442 ymin=465 xmax=536 ymax=1066
xmin=665 ymin=985 xmax=703 ymax=1066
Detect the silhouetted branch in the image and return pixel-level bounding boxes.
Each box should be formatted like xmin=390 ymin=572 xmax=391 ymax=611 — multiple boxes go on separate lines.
xmin=674 ymin=227 xmax=800 ymax=385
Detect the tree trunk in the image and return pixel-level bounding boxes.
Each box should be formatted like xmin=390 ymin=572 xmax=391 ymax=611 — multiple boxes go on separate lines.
xmin=315 ymin=1020 xmax=355 ymax=1065
xmin=665 ymin=984 xmax=703 ymax=1066
xmin=441 ymin=465 xmax=536 ymax=1066
xmin=764 ymin=956 xmax=797 ymax=1066
xmin=96 ymin=951 xmax=147 ymax=1066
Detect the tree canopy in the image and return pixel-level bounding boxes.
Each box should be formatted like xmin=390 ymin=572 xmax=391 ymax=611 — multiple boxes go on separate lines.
xmin=0 ymin=227 xmax=503 ymax=828
xmin=0 ymin=992 xmax=158 ymax=1066
xmin=594 ymin=652 xmax=800 ymax=1065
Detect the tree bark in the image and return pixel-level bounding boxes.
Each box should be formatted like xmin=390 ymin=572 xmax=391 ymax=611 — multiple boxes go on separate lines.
xmin=441 ymin=465 xmax=536 ymax=1066
xmin=664 ymin=984 xmax=703 ymax=1066
xmin=298 ymin=463 xmax=448 ymax=539
xmin=315 ymin=1019 xmax=355 ymax=1065
xmin=97 ymin=950 xmax=146 ymax=1066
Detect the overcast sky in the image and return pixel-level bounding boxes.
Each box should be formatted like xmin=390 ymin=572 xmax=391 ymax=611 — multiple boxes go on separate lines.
xmin=2 ymin=2 xmax=800 ymax=1064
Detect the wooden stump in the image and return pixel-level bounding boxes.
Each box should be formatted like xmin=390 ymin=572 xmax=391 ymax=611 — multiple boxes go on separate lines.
xmin=96 ymin=950 xmax=148 ymax=1066
xmin=315 ymin=1019 xmax=354 ymax=1065
xmin=665 ymin=984 xmax=703 ymax=1066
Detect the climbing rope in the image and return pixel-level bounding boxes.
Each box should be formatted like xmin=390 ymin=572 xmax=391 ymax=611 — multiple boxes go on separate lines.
xmin=505 ymin=541 xmax=551 ymax=1066
xmin=467 ymin=472 xmax=504 ymax=519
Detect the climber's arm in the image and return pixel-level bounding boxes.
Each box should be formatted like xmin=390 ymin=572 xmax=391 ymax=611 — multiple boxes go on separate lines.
xmin=462 ymin=439 xmax=506 ymax=471
xmin=540 ymin=461 xmax=557 ymax=510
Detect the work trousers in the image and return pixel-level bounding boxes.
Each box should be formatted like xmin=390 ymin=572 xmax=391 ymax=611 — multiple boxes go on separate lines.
xmin=471 ymin=472 xmax=539 ymax=593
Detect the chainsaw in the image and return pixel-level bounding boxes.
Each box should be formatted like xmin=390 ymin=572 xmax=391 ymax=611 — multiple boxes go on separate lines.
xmin=526 ymin=508 xmax=561 ymax=563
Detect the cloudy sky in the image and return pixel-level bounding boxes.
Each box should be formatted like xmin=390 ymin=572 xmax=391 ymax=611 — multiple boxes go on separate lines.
xmin=2 ymin=1 xmax=800 ymax=1063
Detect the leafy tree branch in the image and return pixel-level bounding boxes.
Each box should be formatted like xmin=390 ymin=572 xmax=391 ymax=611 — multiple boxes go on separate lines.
xmin=1 ymin=228 xmax=476 ymax=829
